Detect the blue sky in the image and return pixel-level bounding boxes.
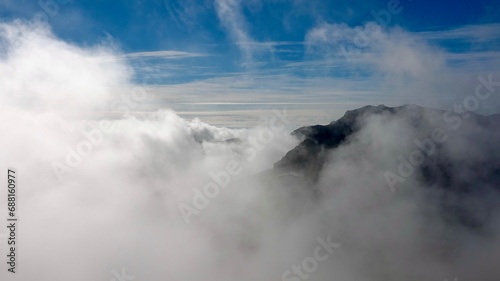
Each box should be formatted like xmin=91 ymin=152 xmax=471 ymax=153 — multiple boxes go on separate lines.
xmin=3 ymin=0 xmax=497 ymax=50
xmin=1 ymin=0 xmax=500 ymax=127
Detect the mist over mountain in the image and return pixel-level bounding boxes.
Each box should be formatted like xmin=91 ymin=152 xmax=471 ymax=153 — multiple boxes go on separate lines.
xmin=1 ymin=21 xmax=500 ymax=281
xmin=276 ymin=104 xmax=500 ymax=190
xmin=234 ymin=104 xmax=500 ymax=281
xmin=272 ymin=104 xmax=500 ymax=229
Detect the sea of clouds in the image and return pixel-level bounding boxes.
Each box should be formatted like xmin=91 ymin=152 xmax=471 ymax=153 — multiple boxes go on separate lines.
xmin=1 ymin=21 xmax=500 ymax=281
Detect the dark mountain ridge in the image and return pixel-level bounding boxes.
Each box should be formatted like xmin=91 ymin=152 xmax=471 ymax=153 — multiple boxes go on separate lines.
xmin=275 ymin=104 xmax=500 ymax=182
xmin=271 ymin=104 xmax=500 ymax=228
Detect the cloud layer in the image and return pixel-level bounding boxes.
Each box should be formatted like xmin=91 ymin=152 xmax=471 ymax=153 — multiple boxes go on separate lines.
xmin=0 ymin=21 xmax=500 ymax=281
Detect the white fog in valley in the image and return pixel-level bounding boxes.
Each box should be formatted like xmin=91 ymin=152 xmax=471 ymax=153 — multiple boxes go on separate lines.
xmin=1 ymin=21 xmax=500 ymax=281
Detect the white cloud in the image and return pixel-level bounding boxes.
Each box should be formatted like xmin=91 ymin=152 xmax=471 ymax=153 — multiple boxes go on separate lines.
xmin=305 ymin=22 xmax=446 ymax=77
xmin=304 ymin=22 xmax=500 ymax=112
xmin=0 ymin=20 xmax=131 ymax=113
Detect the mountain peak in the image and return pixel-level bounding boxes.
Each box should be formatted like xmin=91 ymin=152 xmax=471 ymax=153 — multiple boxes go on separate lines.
xmin=277 ymin=104 xmax=499 ymax=184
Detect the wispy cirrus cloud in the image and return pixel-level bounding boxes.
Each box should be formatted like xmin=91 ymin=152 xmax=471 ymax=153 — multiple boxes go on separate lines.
xmin=121 ymin=50 xmax=208 ymax=60
xmin=163 ymin=0 xmax=209 ymax=29
xmin=418 ymin=23 xmax=500 ymax=43
xmin=214 ymin=0 xmax=260 ymax=65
